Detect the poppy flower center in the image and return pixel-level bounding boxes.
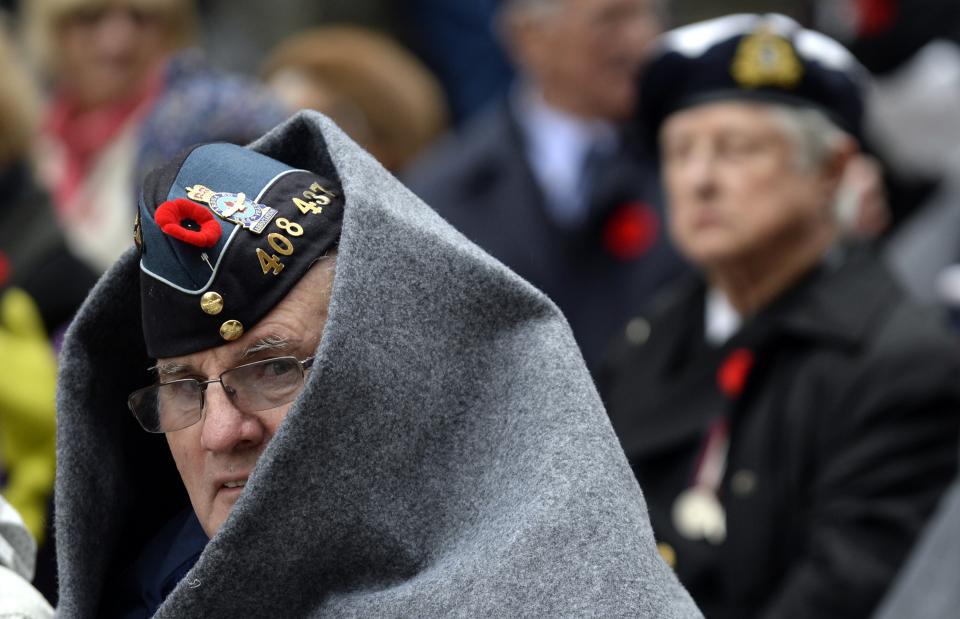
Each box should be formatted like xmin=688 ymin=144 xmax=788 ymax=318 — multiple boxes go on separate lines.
xmin=180 ymin=218 xmax=201 ymax=231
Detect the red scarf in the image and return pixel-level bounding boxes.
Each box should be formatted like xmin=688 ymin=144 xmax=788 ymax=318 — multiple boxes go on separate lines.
xmin=44 ymin=69 xmax=163 ymax=212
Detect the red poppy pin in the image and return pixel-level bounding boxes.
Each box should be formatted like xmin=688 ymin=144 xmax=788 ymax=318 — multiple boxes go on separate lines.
xmin=857 ymin=0 xmax=897 ymax=37
xmin=603 ymin=201 xmax=659 ymax=260
xmin=155 ymin=198 xmax=222 ymax=248
xmin=0 ymin=250 xmax=9 ymax=287
xmin=717 ymin=348 xmax=755 ymax=399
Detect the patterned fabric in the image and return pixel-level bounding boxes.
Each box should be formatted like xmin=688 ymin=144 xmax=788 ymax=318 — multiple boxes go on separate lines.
xmin=0 ymin=497 xmax=53 ymax=618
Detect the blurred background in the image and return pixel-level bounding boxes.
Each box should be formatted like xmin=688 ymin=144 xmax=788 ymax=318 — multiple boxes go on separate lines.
xmin=2 ymin=0 xmax=960 ymax=609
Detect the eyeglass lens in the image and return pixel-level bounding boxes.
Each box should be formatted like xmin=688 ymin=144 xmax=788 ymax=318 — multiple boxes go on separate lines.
xmin=128 ymin=357 xmax=307 ymax=433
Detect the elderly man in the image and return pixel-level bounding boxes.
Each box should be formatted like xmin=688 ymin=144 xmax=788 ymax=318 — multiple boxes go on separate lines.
xmin=53 ymin=112 xmax=701 ymax=617
xmin=406 ymin=0 xmax=686 ymax=371
xmin=599 ymin=14 xmax=960 ymax=619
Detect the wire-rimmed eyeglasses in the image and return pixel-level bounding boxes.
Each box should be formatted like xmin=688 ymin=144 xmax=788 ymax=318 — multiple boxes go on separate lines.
xmin=127 ymin=356 xmax=314 ymax=433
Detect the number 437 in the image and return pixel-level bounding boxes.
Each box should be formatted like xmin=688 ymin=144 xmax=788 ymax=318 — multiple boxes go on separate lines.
xmin=293 ymin=182 xmax=334 ymax=215
xmin=256 ymin=182 xmax=335 ymax=276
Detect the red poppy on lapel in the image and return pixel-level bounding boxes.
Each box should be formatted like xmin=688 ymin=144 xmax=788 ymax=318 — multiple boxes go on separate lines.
xmin=856 ymin=0 xmax=897 ymax=37
xmin=718 ymin=347 xmax=755 ymax=398
xmin=603 ymin=201 xmax=659 ymax=260
xmin=154 ymin=198 xmax=222 ymax=248
xmin=0 ymin=251 xmax=9 ymax=286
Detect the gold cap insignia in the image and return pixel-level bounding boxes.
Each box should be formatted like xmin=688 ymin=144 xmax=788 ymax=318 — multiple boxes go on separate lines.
xmin=731 ymin=28 xmax=804 ymax=89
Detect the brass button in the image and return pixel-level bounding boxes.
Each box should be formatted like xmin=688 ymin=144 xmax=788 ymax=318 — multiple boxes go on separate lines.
xmin=731 ymin=469 xmax=757 ymax=497
xmin=625 ymin=317 xmax=651 ymax=345
xmin=657 ymin=542 xmax=677 ymax=569
xmin=201 ymin=291 xmax=224 ymax=315
xmin=219 ymin=319 xmax=243 ymax=341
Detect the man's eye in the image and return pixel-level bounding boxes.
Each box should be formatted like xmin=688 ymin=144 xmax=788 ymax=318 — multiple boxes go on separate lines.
xmin=168 ymin=380 xmax=201 ymax=397
xmin=721 ymin=138 xmax=765 ymax=158
xmin=263 ymin=360 xmax=293 ymax=376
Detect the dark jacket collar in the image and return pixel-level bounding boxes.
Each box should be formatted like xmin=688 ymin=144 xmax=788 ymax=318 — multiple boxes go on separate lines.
xmin=768 ymin=244 xmax=901 ymax=349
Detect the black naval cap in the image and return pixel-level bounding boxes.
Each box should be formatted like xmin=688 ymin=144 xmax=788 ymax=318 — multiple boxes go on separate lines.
xmin=136 ymin=142 xmax=344 ymax=359
xmin=636 ymin=13 xmax=870 ymax=147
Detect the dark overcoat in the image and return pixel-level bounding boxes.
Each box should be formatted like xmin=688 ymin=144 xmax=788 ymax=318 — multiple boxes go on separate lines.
xmin=599 ymin=248 xmax=960 ymax=619
xmin=404 ymin=100 xmax=687 ymax=370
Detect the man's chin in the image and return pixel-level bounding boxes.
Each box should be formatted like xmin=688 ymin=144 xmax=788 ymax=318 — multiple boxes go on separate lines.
xmin=202 ymin=495 xmax=241 ymax=537
xmin=679 ymin=237 xmax=742 ymax=268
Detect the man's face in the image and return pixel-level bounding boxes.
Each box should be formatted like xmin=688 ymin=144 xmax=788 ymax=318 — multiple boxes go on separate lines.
xmin=661 ymin=102 xmax=839 ymax=269
xmin=512 ymin=0 xmax=661 ymax=120
xmin=56 ymin=4 xmax=171 ymax=109
xmin=159 ymin=260 xmax=335 ymax=537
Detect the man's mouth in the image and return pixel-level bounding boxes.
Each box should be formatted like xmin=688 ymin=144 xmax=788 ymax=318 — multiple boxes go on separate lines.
xmin=223 ymin=479 xmax=246 ymax=489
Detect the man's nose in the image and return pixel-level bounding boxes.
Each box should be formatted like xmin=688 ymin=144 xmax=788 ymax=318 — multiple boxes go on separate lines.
xmin=199 ymin=383 xmax=266 ymax=453
xmin=684 ymin=148 xmax=720 ymax=202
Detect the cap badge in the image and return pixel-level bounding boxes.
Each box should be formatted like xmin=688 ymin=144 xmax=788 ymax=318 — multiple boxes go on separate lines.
xmin=186 ymin=185 xmax=278 ymax=234
xmin=731 ymin=28 xmax=804 ymax=90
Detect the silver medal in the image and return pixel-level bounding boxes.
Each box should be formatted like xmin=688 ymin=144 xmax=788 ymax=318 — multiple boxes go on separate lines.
xmin=672 ymin=486 xmax=726 ymax=544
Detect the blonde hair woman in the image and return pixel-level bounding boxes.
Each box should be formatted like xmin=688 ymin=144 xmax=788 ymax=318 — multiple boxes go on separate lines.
xmin=25 ymin=0 xmax=286 ymax=273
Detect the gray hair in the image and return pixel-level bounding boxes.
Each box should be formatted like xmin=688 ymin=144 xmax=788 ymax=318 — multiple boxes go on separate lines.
xmin=768 ymin=104 xmax=861 ymax=227
xmin=767 ymin=104 xmax=851 ymax=171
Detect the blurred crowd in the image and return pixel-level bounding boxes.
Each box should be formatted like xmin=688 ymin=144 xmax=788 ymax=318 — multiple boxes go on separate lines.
xmin=1 ymin=0 xmax=960 ymax=617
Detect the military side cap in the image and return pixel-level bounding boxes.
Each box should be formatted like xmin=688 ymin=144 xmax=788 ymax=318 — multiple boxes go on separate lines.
xmin=636 ymin=14 xmax=869 ymax=146
xmin=137 ymin=142 xmax=344 ymax=358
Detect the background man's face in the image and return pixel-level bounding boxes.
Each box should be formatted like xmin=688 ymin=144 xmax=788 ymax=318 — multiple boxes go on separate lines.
xmin=661 ymin=102 xmax=837 ymax=269
xmin=512 ymin=0 xmax=661 ymax=120
xmin=161 ymin=261 xmax=335 ymax=537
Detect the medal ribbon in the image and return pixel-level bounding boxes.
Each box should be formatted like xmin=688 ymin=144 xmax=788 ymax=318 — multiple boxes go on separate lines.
xmin=672 ymin=417 xmax=731 ymax=544
xmin=691 ymin=417 xmax=730 ymax=493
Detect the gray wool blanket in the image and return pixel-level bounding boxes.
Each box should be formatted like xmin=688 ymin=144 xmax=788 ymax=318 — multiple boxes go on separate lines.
xmin=54 ymin=111 xmax=701 ymax=617
xmin=873 ymin=477 xmax=960 ymax=619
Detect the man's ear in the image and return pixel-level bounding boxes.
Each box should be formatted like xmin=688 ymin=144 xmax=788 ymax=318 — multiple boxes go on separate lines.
xmin=816 ymin=137 xmax=859 ymax=207
xmin=822 ymin=137 xmax=858 ymax=188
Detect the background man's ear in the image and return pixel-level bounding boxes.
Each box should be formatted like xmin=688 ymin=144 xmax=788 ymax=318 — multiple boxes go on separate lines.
xmin=824 ymin=137 xmax=859 ymax=185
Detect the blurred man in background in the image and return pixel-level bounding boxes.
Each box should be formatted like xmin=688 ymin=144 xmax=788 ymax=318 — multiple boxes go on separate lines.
xmin=406 ymin=0 xmax=686 ymax=372
xmin=600 ymin=14 xmax=960 ymax=618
